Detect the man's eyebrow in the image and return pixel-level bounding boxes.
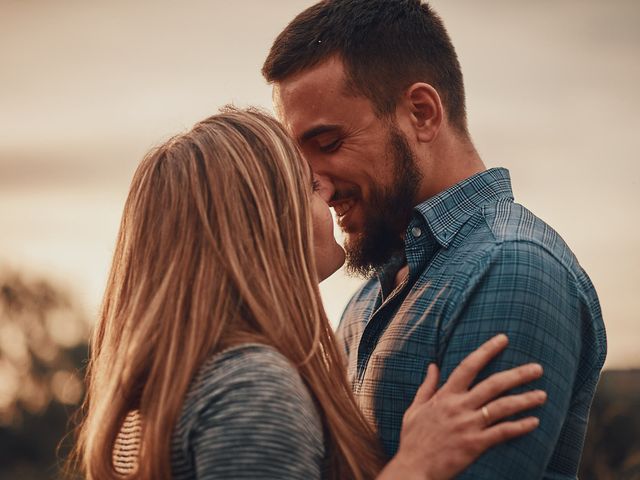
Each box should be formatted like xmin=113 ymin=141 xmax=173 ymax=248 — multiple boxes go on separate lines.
xmin=299 ymin=124 xmax=341 ymax=144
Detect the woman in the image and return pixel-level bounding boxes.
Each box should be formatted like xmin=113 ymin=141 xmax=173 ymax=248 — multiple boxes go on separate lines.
xmin=73 ymin=107 xmax=546 ymax=479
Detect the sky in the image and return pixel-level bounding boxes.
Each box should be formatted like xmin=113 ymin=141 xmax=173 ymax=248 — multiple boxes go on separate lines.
xmin=1 ymin=0 xmax=638 ymax=368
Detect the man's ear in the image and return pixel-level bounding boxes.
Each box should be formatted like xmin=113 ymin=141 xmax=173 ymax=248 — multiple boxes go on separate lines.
xmin=398 ymin=82 xmax=443 ymax=143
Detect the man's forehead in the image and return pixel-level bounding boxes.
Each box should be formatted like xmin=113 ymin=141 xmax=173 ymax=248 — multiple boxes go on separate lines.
xmin=279 ymin=56 xmax=348 ymax=96
xmin=272 ymin=60 xmax=353 ymax=140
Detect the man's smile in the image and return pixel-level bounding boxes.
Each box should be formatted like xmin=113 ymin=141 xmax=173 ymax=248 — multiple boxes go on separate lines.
xmin=331 ymin=198 xmax=356 ymax=217
xmin=329 ymin=188 xmax=362 ymax=232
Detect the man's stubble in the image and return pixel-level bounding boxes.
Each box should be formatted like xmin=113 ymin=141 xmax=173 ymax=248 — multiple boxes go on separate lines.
xmin=344 ymin=125 xmax=423 ymax=278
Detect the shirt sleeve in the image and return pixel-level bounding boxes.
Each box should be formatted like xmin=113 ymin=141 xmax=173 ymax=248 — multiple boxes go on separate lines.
xmin=437 ymin=241 xmax=600 ymax=479
xmin=186 ymin=348 xmax=325 ymax=480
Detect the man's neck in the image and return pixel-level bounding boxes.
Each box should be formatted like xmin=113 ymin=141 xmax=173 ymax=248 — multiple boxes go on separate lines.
xmin=416 ymin=133 xmax=486 ymax=202
xmin=394 ymin=264 xmax=410 ymax=289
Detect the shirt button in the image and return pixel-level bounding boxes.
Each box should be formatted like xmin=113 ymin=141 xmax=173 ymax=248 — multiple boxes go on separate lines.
xmin=411 ymin=226 xmax=422 ymax=238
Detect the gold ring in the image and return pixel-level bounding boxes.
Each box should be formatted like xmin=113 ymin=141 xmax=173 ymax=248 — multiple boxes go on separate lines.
xmin=481 ymin=405 xmax=491 ymax=426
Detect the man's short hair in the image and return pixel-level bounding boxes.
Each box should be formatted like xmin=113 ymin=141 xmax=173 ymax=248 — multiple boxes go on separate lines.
xmin=262 ymin=0 xmax=468 ymax=135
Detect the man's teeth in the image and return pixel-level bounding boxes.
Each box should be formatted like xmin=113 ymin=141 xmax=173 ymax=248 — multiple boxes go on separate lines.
xmin=334 ymin=199 xmax=355 ymax=217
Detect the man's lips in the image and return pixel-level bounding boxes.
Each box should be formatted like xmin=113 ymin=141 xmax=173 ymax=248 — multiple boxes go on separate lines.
xmin=331 ymin=198 xmax=356 ymax=217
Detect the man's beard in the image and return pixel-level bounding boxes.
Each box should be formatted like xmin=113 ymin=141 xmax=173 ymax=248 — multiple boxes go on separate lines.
xmin=344 ymin=125 xmax=423 ymax=278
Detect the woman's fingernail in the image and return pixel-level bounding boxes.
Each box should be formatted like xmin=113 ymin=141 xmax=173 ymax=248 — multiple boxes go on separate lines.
xmin=495 ymin=333 xmax=508 ymax=344
xmin=529 ymin=363 xmax=543 ymax=375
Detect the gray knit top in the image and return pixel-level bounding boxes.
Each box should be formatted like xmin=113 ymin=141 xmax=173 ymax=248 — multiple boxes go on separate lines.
xmin=170 ymin=344 xmax=325 ymax=479
xmin=113 ymin=344 xmax=325 ymax=478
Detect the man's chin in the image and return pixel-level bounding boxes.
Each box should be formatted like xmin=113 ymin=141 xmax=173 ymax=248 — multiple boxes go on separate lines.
xmin=343 ymin=233 xmax=384 ymax=278
xmin=343 ymin=224 xmax=407 ymax=278
xmin=342 ymin=234 xmax=368 ymax=278
xmin=337 ymin=214 xmax=362 ymax=235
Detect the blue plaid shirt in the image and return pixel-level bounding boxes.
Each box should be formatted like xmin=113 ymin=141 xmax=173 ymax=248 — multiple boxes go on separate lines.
xmin=338 ymin=168 xmax=606 ymax=479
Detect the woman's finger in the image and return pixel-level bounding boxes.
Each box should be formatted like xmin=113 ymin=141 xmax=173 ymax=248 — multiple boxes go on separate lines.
xmin=477 ymin=390 xmax=546 ymax=426
xmin=441 ymin=334 xmax=509 ymax=393
xmin=477 ymin=417 xmax=540 ymax=449
xmin=411 ymin=363 xmax=440 ymax=405
xmin=466 ymin=363 xmax=543 ymax=408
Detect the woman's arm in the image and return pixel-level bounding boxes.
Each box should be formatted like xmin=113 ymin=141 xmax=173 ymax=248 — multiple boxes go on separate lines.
xmin=377 ymin=334 xmax=546 ymax=480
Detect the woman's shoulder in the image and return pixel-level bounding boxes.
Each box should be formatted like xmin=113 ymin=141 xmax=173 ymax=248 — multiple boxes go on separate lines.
xmin=203 ymin=343 xmax=297 ymax=377
xmin=190 ymin=343 xmax=303 ymax=398
xmin=177 ymin=343 xmax=320 ymax=433
xmin=172 ymin=344 xmax=325 ymax=479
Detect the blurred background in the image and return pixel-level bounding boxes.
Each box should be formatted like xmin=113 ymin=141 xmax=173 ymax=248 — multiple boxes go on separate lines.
xmin=1 ymin=1 xmax=638 ymax=478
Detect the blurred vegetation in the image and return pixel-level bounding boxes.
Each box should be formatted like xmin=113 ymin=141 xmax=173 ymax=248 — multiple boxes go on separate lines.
xmin=0 ymin=269 xmax=89 ymax=480
xmin=0 ymin=268 xmax=637 ymax=479
xmin=579 ymin=370 xmax=640 ymax=480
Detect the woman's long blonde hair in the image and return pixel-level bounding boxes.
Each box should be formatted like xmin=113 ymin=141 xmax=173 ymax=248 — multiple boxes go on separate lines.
xmin=73 ymin=107 xmax=385 ymax=479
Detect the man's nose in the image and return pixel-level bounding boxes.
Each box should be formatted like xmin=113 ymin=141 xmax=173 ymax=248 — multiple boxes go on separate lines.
xmin=314 ymin=173 xmax=335 ymax=203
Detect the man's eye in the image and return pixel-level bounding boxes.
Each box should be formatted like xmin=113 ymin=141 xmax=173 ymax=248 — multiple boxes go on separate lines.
xmin=319 ymin=139 xmax=341 ymax=153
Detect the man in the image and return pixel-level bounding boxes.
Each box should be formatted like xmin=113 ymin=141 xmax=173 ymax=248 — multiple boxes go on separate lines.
xmin=263 ymin=1 xmax=606 ymax=478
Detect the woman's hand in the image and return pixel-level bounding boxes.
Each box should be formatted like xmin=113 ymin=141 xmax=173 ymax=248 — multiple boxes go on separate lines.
xmin=379 ymin=334 xmax=546 ymax=480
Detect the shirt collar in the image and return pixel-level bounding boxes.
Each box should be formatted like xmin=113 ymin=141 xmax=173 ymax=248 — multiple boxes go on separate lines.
xmin=413 ymin=167 xmax=514 ymax=248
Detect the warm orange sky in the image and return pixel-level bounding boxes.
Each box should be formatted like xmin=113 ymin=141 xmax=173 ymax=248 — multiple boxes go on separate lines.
xmin=1 ymin=1 xmax=638 ymax=368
